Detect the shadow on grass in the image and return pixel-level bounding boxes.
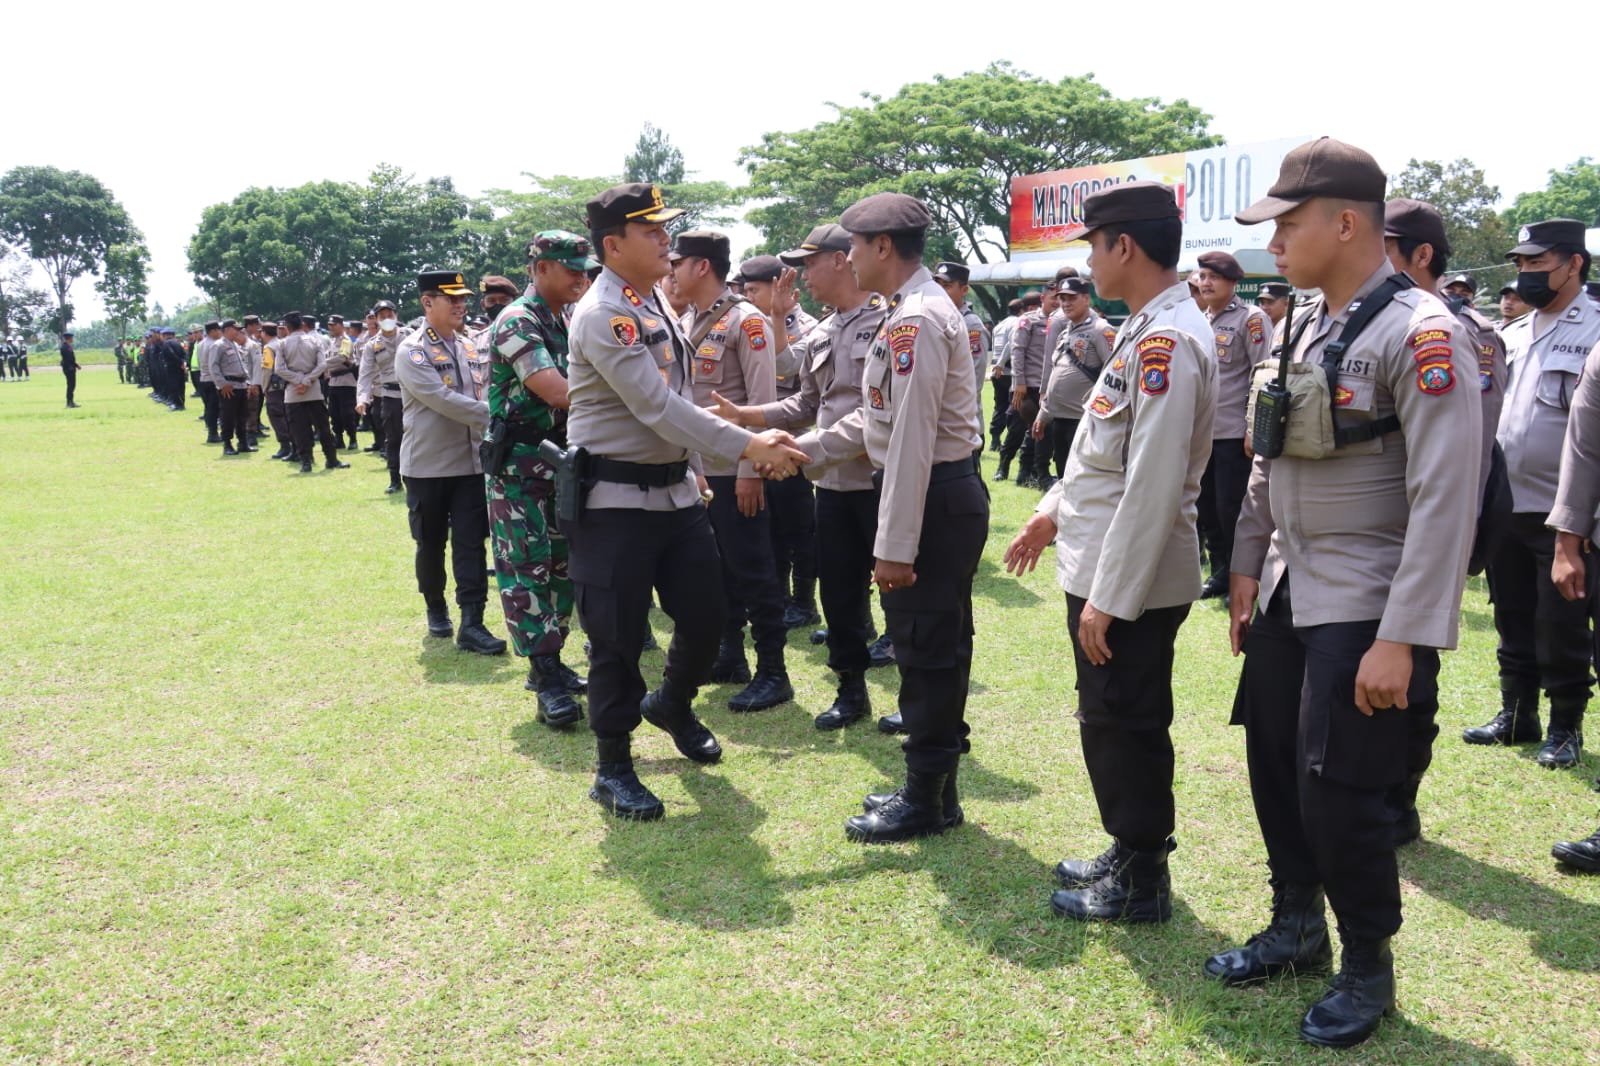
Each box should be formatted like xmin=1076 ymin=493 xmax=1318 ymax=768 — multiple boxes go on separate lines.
xmin=1403 ymin=839 xmax=1600 ymax=972
xmin=416 ymin=638 xmax=517 ymax=685
xmin=972 ymin=557 xmax=1045 ymax=608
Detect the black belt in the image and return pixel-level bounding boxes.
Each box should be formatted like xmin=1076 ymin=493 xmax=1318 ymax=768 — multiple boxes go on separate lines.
xmin=589 ymin=456 xmax=690 ymax=488
xmin=871 ymin=454 xmax=981 ymax=489
xmin=382 ymin=383 xmax=402 ymax=393
xmin=223 ymin=375 xmax=247 ymax=383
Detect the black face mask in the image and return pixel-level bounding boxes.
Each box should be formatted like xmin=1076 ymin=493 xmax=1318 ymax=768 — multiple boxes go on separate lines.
xmin=1444 ymin=294 xmax=1468 ymax=314
xmin=1516 ymin=269 xmax=1562 ymax=310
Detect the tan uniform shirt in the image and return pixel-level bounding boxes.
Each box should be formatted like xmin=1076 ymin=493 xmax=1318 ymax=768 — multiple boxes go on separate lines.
xmin=358 ymin=329 xmax=404 ymax=407
xmin=1549 ymin=327 xmax=1600 ymax=541
xmin=963 ymin=303 xmax=990 ymax=396
xmin=394 ymin=325 xmax=489 ymax=478
xmin=1497 ymin=294 xmax=1600 ymax=514
xmin=211 ymin=338 xmax=252 ymax=383
xmin=1041 ymin=313 xmax=1116 ymax=421
xmin=195 ymin=337 xmax=217 ymax=384
xmin=1011 ymin=308 xmax=1050 ymax=389
xmin=684 ymin=290 xmax=777 ymax=478
xmin=567 ymin=267 xmax=754 ymax=512
xmin=324 ymin=335 xmax=358 ymax=387
xmin=1207 ymin=298 xmax=1274 ymax=439
xmin=757 ymin=296 xmax=887 ymax=493
xmin=256 ymin=338 xmax=279 ymax=391
xmin=1231 ymin=263 xmax=1481 ymax=650
xmin=794 ymin=266 xmax=983 ymax=564
xmin=1036 ymin=282 xmax=1216 ymax=619
xmin=774 ymin=307 xmax=819 ymax=398
xmin=275 ymin=332 xmax=327 ymax=404
xmin=1456 ymin=303 xmax=1508 ymax=510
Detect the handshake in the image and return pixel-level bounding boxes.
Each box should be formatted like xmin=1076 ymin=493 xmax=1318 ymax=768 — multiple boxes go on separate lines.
xmin=713 ymin=391 xmax=810 ymax=479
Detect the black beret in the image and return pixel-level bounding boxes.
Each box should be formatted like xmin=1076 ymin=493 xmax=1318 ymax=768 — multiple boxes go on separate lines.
xmin=585 ymin=182 xmax=685 ymax=230
xmin=739 ymin=255 xmax=784 ymax=283
xmin=1196 ymin=251 xmax=1244 ymax=281
xmin=670 ymin=230 xmax=731 ymax=263
xmin=1384 ymin=198 xmax=1452 ymax=258
xmin=1080 ymin=181 xmax=1182 ymax=239
xmin=840 ymin=192 xmax=932 ymax=235
xmin=1237 ymin=137 xmax=1387 ymax=224
xmin=932 ymin=261 xmax=970 ymax=285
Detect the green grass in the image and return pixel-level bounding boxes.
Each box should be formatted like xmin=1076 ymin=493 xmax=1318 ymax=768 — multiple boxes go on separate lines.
xmin=3 ymin=368 xmax=1599 ymax=1064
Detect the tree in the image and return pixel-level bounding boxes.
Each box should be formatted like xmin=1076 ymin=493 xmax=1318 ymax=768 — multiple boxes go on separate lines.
xmin=1503 ymin=158 xmax=1600 ymax=230
xmin=624 ymin=123 xmax=686 ymax=186
xmin=621 ymin=124 xmax=742 ymax=234
xmin=0 ymin=165 xmax=134 ymax=331
xmin=739 ymin=62 xmax=1218 ymax=317
xmin=1388 ymin=158 xmax=1512 ymax=289
xmin=0 ymin=241 xmax=50 ymax=340
xmin=188 ymin=182 xmax=363 ymax=315
xmin=96 ymin=238 xmax=151 ymax=345
xmin=353 ymin=164 xmax=479 ymax=307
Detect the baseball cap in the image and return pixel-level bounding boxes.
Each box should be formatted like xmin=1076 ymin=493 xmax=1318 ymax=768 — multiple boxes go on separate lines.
xmin=1236 ymin=137 xmax=1387 ymax=224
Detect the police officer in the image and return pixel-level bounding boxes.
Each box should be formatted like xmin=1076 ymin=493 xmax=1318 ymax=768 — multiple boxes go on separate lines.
xmin=994 ymin=291 xmax=1042 ymax=483
xmin=672 ymin=232 xmax=794 ymax=712
xmin=1214 ymin=138 xmax=1480 ymax=1049
xmin=1500 ymin=281 xmax=1532 ymax=327
xmin=1033 ymin=276 xmax=1115 ymax=485
xmin=1468 ymin=219 xmax=1599 ymax=766
xmin=988 ymin=297 xmax=1023 ymax=451
xmin=257 ymin=322 xmax=295 ymax=460
xmin=322 ymin=315 xmax=360 ymax=451
xmin=789 ymin=192 xmax=988 ymax=844
xmin=161 ymin=327 xmax=187 ymax=411
xmin=1005 ymin=181 xmax=1215 ymax=922
xmin=563 ymin=182 xmax=809 ymax=821
xmin=1256 ymin=281 xmax=1292 ymax=326
xmin=486 ymin=233 xmax=596 ymax=728
xmin=241 ymin=315 xmax=265 ymax=445
xmin=1194 ymin=251 xmax=1273 ymax=599
xmin=931 ymin=261 xmax=990 ymax=400
xmin=212 ymin=320 xmax=258 ymax=454
xmin=114 ymin=339 xmax=126 ymax=384
xmin=710 ymin=222 xmax=890 ymax=730
xmin=197 ymin=322 xmax=222 ymax=443
xmin=395 ymin=269 xmax=507 ymax=657
xmin=59 ymin=331 xmax=79 ymax=408
xmin=276 ymin=313 xmax=347 ymax=473
xmin=358 ymin=300 xmax=406 ymax=493
xmin=475 ymin=276 xmax=520 ymax=354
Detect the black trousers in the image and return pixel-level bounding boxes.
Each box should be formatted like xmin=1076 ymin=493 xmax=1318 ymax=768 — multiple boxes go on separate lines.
xmin=1199 ymin=438 xmax=1251 ymax=572
xmin=1034 ymin=417 xmax=1079 ymax=480
xmin=1487 ymin=511 xmax=1595 ymax=700
xmin=382 ymin=394 xmax=405 ymax=480
xmin=217 ymin=386 xmax=251 ymax=447
xmin=999 ymin=387 xmax=1039 ymax=475
xmin=264 ymin=389 xmax=290 ymax=447
xmin=287 ymin=399 xmax=339 ymax=464
xmin=249 ymin=389 xmax=263 ymax=437
xmin=167 ymin=366 xmax=185 ymax=409
xmin=817 ymin=486 xmax=880 ymax=673
xmin=705 ymin=475 xmax=787 ymax=658
xmin=200 ymin=381 xmax=221 ymax=437
xmin=989 ymin=374 xmax=1012 ymax=442
xmin=565 ymin=505 xmax=727 ymax=736
xmin=1231 ymin=576 xmax=1440 ymax=942
xmin=1067 ymin=595 xmax=1191 ymax=851
xmin=368 ymin=396 xmax=388 ymax=451
xmin=326 ymin=384 xmax=358 ymax=443
xmin=881 ymin=473 xmax=988 ymax=774
xmin=63 ymin=366 xmax=76 ymax=405
xmin=766 ymin=475 xmax=817 ymax=608
xmin=404 ymin=474 xmax=489 ymax=609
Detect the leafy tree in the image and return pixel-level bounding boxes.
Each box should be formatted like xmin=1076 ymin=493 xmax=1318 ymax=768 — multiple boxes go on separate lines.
xmin=353 ymin=164 xmax=478 ymax=307
xmin=739 ymin=62 xmax=1218 ymax=317
xmin=1503 ymin=158 xmax=1600 ymax=230
xmin=96 ymin=238 xmax=151 ymax=346
xmin=1389 ymin=158 xmax=1513 ymax=292
xmin=0 ymin=241 xmax=50 ymax=340
xmin=0 ymin=165 xmax=134 ymax=330
xmin=625 ymin=123 xmax=686 ymax=186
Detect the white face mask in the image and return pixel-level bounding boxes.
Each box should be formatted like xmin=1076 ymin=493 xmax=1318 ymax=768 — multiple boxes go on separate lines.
xmin=379 ymin=317 xmax=398 ymax=333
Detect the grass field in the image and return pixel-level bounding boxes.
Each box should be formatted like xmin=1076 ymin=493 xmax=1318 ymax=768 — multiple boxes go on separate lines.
xmin=3 ymin=368 xmax=1599 ymax=1064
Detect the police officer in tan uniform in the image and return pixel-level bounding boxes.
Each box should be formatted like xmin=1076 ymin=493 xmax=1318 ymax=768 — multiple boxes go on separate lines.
xmin=395 ymin=269 xmax=507 ymax=657
xmin=358 ymin=300 xmax=406 ymax=493
xmin=1032 ymin=276 xmax=1115 ymax=485
xmin=1256 ymin=282 xmax=1292 ymax=326
xmin=1004 ymin=287 xmax=1055 ymax=487
xmin=931 ymin=261 xmax=990 ymax=399
xmin=212 ymin=320 xmax=258 ymax=455
xmin=1005 ymin=182 xmax=1216 ymax=924
xmin=256 ymin=322 xmax=294 ymax=460
xmin=1213 ymin=139 xmax=1481 ymax=1049
xmin=322 ymin=315 xmax=360 ymax=450
xmin=276 ymin=312 xmax=349 ymax=473
xmin=563 ymin=183 xmax=809 ymax=821
xmin=790 ymin=192 xmax=988 ymax=844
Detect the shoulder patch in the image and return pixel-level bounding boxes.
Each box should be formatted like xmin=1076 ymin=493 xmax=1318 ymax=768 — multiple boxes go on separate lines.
xmin=610 ymin=316 xmax=638 ymax=346
xmin=410 ymin=350 xmax=426 ymax=365
xmin=1137 ymin=334 xmax=1176 ymax=360
xmin=742 ymin=317 xmax=767 ymax=350
xmin=1140 ymin=363 xmax=1169 ymax=395
xmin=1102 ymin=328 xmax=1117 ymax=346
xmin=888 ymin=323 xmax=919 ymax=374
xmin=1246 ymin=316 xmax=1264 ymax=344
xmin=1409 ymin=327 xmax=1451 ymax=349
xmin=621 ymin=286 xmax=643 ymax=307
xmin=1138 ymin=333 xmax=1174 ymax=395
xmin=1417 ymin=360 xmax=1455 ymax=395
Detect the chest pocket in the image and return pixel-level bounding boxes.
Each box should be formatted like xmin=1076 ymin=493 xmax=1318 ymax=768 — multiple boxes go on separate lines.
xmin=1079 ymin=379 xmax=1131 ymax=472
xmin=866 ymin=342 xmax=893 ymax=422
xmin=694 ymin=338 xmax=727 ymax=385
xmin=1535 ymin=352 xmax=1585 ymax=410
xmin=1215 ymin=330 xmax=1236 ymax=363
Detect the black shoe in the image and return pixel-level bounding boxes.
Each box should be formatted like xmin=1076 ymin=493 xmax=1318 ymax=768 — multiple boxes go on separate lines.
xmin=708 ymin=636 xmax=751 ymax=684
xmin=270 ymin=448 xmax=290 ymax=460
xmin=456 ymin=604 xmax=507 ymax=656
xmin=325 ymin=459 xmax=350 ymax=470
xmin=1050 ymin=840 xmax=1172 ymax=923
xmin=846 ymin=770 xmax=952 ymax=843
xmin=553 ymin=658 xmax=587 ymax=695
xmin=729 ymin=655 xmax=793 ymax=712
xmin=868 ymin=634 xmax=895 ymax=669
xmin=1204 ymin=882 xmax=1332 ymax=985
xmin=240 ymin=444 xmax=257 ymax=453
xmin=816 ymin=671 xmax=871 ymax=730
xmin=530 ymin=655 xmax=584 ymax=728
xmin=222 ymin=445 xmax=238 ymax=456
xmin=1552 ymin=828 xmax=1600 ymax=872
xmin=640 ymin=684 xmax=722 ymax=764
xmin=809 ymin=628 xmax=828 ymax=646
xmin=385 ymin=480 xmax=402 ymax=495
xmin=783 ymin=602 xmax=821 ymax=629
xmin=877 ymin=710 xmax=908 ymax=735
xmin=590 ymin=735 xmax=664 ymax=821
xmin=206 ymin=434 xmax=222 ymax=444
xmin=364 ymin=443 xmax=383 ymax=452
xmin=426 ymin=606 xmax=453 ymax=638
xmin=1463 ymin=683 xmax=1541 ymax=745
xmin=863 ymin=765 xmax=962 ymax=828
xmin=1299 ymin=938 xmax=1395 ymax=1049
xmin=1199 ymin=568 xmax=1230 ymax=600
xmin=1055 ymin=836 xmax=1176 ymax=889
xmin=299 ymin=460 xmax=313 ymax=473
xmin=991 ymin=462 xmax=1010 ymax=483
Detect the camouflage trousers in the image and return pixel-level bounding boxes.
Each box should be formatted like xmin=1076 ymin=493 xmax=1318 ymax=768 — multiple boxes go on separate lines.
xmin=486 ymin=472 xmax=572 ymax=658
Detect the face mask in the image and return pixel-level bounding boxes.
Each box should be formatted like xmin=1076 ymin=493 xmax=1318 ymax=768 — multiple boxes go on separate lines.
xmin=379 ymin=317 xmax=398 ymax=333
xmin=1516 ymin=269 xmax=1561 ymax=310
xmin=1444 ymin=294 xmax=1467 ymax=314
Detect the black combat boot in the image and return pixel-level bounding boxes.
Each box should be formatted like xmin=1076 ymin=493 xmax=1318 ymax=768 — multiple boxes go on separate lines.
xmin=1552 ymin=826 xmax=1600 ymax=872
xmin=455 ymin=604 xmax=507 ymax=655
xmin=1537 ymin=696 xmax=1585 ymax=768
xmin=708 ymin=634 xmax=751 ymax=684
xmin=782 ymin=601 xmax=821 ymax=629
xmin=298 ymin=459 xmax=313 ymax=473
xmin=863 ymin=763 xmax=962 ymax=829
xmin=1462 ymin=680 xmax=1541 ymax=745
xmin=991 ymin=457 xmax=1011 ymax=482
xmin=222 ymin=444 xmax=238 ymax=456
xmin=269 ymin=446 xmax=291 ymax=460
xmin=1299 ymin=936 xmax=1395 ymax=1048
xmin=845 ymin=769 xmax=951 ymax=843
xmin=425 ymin=599 xmax=453 ymax=638
xmin=554 ymin=655 xmax=587 ymax=695
xmin=1199 ymin=563 xmax=1230 ymax=600
xmin=868 ymin=633 xmax=895 ymax=669
xmin=385 ymin=474 xmax=402 ymax=495
xmin=815 ymin=670 xmax=870 ymax=731
xmin=1204 ymin=881 xmax=1332 ymax=985
xmin=325 ymin=458 xmax=350 ymax=470
xmin=529 ymin=655 xmax=583 ymax=728
xmin=1387 ymin=771 xmax=1425 ymax=846
xmin=729 ymin=650 xmax=793 ymax=712
xmin=589 ymin=733 xmax=664 ymax=821
xmin=1050 ymin=839 xmax=1172 ymax=923
xmin=206 ymin=432 xmax=222 ymax=444
xmin=1055 ymin=836 xmax=1177 ymax=888
xmin=640 ymin=678 xmax=722 ymax=764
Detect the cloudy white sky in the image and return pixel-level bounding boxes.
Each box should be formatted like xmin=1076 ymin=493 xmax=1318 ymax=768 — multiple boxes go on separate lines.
xmin=6 ymin=0 xmax=1594 ymax=322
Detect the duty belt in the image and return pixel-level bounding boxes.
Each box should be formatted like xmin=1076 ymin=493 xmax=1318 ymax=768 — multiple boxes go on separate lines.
xmin=589 ymin=456 xmax=690 ymax=488
xmin=871 ymin=454 xmax=981 ymax=489
xmin=381 ymin=383 xmax=402 ymax=393
xmin=223 ymin=375 xmax=248 ymax=383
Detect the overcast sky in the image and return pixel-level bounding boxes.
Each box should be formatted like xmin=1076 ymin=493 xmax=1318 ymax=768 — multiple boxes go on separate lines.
xmin=7 ymin=0 xmax=1594 ymax=324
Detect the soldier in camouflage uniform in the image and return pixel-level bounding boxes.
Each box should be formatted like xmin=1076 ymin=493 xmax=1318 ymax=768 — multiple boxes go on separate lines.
xmin=486 ymin=232 xmax=598 ymax=728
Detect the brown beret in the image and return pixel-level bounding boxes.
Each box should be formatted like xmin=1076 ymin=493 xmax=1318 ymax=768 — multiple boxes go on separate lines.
xmin=479 ymin=275 xmax=520 ymax=298
xmin=1237 ymin=137 xmax=1387 ymax=224
xmin=1197 ymin=251 xmax=1244 ymax=281
xmin=1079 ymin=181 xmax=1181 ymax=240
xmin=840 ymin=192 xmax=932 ymax=235
xmin=1384 ymin=198 xmax=1452 ymax=259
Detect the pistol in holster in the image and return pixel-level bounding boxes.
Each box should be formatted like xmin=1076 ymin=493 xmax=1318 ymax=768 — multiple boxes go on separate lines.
xmin=539 ymin=440 xmax=589 ymax=526
xmin=480 ymin=416 xmax=510 ymax=476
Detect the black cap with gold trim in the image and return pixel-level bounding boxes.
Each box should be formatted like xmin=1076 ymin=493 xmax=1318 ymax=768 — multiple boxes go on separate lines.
xmin=585 ymin=182 xmax=686 ymax=229
xmin=417 ymin=269 xmax=472 ymax=296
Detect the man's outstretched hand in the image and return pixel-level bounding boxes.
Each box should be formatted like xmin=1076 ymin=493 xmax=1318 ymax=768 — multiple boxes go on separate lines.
xmin=743 ymin=429 xmax=810 ymax=480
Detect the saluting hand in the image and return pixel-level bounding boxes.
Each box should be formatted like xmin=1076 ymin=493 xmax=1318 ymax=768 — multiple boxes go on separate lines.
xmin=1003 ymin=513 xmax=1057 ymax=575
xmin=1228 ymin=574 xmax=1260 ymax=657
xmin=1354 ymin=639 xmax=1412 ymax=716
